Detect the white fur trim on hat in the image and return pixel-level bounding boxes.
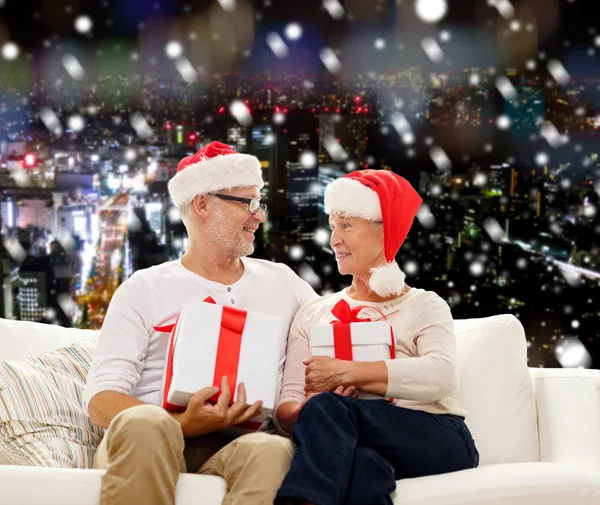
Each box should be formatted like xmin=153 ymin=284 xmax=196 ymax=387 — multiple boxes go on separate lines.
xmin=369 ymin=261 xmax=406 ymax=297
xmin=168 ymin=153 xmax=263 ymax=208
xmin=324 ymin=177 xmax=382 ymax=220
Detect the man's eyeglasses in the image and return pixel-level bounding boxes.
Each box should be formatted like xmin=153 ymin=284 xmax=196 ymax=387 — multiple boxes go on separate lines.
xmin=212 ymin=193 xmax=267 ymax=215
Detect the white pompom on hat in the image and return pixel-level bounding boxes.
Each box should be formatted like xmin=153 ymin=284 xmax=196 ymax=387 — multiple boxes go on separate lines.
xmin=324 ymin=169 xmax=423 ymax=296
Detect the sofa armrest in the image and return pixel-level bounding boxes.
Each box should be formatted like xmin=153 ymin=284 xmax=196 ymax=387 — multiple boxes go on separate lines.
xmin=529 ymin=368 xmax=600 ymax=472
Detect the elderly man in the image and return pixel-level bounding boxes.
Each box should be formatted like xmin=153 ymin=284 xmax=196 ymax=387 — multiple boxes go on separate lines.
xmin=84 ymin=141 xmax=317 ymax=505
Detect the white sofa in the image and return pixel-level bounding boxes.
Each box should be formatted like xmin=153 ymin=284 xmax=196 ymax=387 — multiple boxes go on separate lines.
xmin=0 ymin=315 xmax=599 ymax=505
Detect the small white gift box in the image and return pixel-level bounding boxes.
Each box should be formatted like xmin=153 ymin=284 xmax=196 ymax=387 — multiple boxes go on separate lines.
xmin=310 ymin=299 xmax=396 ymax=400
xmin=159 ymin=298 xmax=285 ymax=430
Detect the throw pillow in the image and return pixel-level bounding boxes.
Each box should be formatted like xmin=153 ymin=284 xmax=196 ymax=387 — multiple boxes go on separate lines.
xmin=0 ymin=334 xmax=105 ymax=468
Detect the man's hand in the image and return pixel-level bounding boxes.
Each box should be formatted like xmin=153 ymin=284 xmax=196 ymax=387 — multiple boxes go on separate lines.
xmin=303 ymin=355 xmax=353 ymax=394
xmin=178 ymin=376 xmax=262 ymax=438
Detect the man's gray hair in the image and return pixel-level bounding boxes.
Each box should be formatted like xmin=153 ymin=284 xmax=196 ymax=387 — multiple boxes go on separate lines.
xmin=178 ymin=200 xmax=194 ymax=225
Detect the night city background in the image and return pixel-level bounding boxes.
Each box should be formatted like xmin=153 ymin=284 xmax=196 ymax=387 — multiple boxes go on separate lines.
xmin=0 ymin=0 xmax=599 ymax=370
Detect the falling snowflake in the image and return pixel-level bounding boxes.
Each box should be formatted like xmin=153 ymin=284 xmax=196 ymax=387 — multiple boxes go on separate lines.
xmin=74 ymin=15 xmax=93 ymax=34
xmin=217 ymin=0 xmax=236 ymax=11
xmin=125 ymin=149 xmax=136 ymax=161
xmin=128 ymin=212 xmax=143 ymax=232
xmin=323 ymin=135 xmax=348 ymax=162
xmin=496 ymin=115 xmax=511 ymax=130
xmin=319 ymin=47 xmax=341 ymax=74
xmin=390 ymin=112 xmax=411 ymax=136
xmin=439 ymin=30 xmax=451 ymax=42
xmin=165 ymin=41 xmax=183 ymax=59
xmin=3 ymin=237 xmax=26 ymax=262
xmin=526 ymin=59 xmax=537 ymax=71
xmin=266 ymin=32 xmax=288 ymax=58
xmin=414 ymin=0 xmax=448 ymax=23
xmin=322 ymin=0 xmax=344 ymax=20
xmin=540 ymin=122 xmax=561 ymax=148
xmin=554 ymin=337 xmax=592 ymax=368
xmin=495 ymin=76 xmax=517 ymax=101
xmin=509 ymin=20 xmax=521 ymax=32
xmin=40 ymin=107 xmax=63 ymax=136
xmin=403 ymin=261 xmax=418 ymax=275
xmin=175 ymin=58 xmax=197 ymax=83
xmin=130 ymin=112 xmax=153 ymax=138
xmin=489 ymin=0 xmax=515 ymax=18
xmin=583 ymin=204 xmax=596 ymax=218
xmin=535 ymin=152 xmax=549 ymax=166
xmin=62 ymin=55 xmax=85 ymax=80
xmin=272 ymin=112 xmax=286 ymax=125
xmin=421 ymin=37 xmax=444 ymax=63
xmin=416 ymin=204 xmax=436 ymax=229
xmin=516 ymin=258 xmax=528 ymax=269
xmin=430 ymin=183 xmax=443 ymax=196
xmin=168 ymin=207 xmax=181 ymax=223
xmin=1 ymin=42 xmax=19 ymax=60
xmin=469 ymin=73 xmax=480 ymax=86
xmin=313 ymin=228 xmax=330 ymax=246
xmin=430 ymin=146 xmax=451 ymax=171
xmin=547 ymin=59 xmax=570 ymax=85
xmin=299 ymin=264 xmax=321 ymax=288
xmin=68 ymin=115 xmax=85 ymax=132
xmin=469 ymin=261 xmax=485 ymax=276
xmin=285 ymin=23 xmax=303 ymax=41
xmin=230 ymin=100 xmax=252 ymax=127
xmin=473 ymin=173 xmax=488 ymax=186
xmin=483 ymin=217 xmax=506 ymax=243
xmin=300 ymin=151 xmax=317 ymax=168
xmin=289 ymin=244 xmax=305 ymax=260
xmin=374 ymin=38 xmax=386 ymax=50
xmin=402 ymin=132 xmax=415 ymax=145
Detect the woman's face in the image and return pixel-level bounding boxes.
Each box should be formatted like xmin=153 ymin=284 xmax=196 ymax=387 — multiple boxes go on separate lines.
xmin=329 ymin=213 xmax=386 ymax=278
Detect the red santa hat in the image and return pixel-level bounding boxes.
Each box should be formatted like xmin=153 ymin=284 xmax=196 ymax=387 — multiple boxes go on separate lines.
xmin=168 ymin=141 xmax=263 ymax=208
xmin=324 ymin=169 xmax=423 ymax=297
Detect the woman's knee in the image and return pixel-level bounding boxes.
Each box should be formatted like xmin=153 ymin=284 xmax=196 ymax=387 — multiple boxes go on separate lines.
xmin=301 ymin=391 xmax=349 ymax=417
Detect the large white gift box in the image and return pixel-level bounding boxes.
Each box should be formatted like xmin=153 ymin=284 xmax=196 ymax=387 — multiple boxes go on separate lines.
xmin=160 ymin=298 xmax=285 ymax=430
xmin=310 ymin=299 xmax=396 ymax=400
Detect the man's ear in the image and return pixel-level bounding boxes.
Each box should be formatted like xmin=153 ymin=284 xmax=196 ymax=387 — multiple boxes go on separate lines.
xmin=192 ymin=194 xmax=210 ymax=219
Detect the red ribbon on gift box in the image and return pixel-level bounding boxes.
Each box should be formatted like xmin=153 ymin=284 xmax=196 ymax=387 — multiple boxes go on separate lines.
xmin=330 ymin=299 xmax=396 ymax=361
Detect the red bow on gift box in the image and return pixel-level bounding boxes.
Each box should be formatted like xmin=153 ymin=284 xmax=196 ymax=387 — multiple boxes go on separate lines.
xmin=329 ymin=299 xmax=396 ymax=361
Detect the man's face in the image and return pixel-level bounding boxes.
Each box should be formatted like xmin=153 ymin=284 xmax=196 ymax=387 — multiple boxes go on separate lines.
xmin=206 ymin=186 xmax=266 ymax=258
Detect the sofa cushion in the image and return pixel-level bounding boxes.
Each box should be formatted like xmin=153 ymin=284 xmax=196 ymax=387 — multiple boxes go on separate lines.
xmin=454 ymin=315 xmax=539 ymax=466
xmin=0 ymin=318 xmax=94 ymax=361
xmin=0 ymin=335 xmax=104 ymax=467
xmin=391 ymin=462 xmax=600 ymax=505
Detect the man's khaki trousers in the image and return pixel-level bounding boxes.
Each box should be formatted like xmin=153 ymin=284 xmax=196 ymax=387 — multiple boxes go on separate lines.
xmin=93 ymin=405 xmax=294 ymax=505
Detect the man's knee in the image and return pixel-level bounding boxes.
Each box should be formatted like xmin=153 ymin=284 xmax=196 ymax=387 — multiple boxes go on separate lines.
xmin=232 ymin=433 xmax=294 ymax=463
xmin=109 ymin=404 xmax=181 ymax=441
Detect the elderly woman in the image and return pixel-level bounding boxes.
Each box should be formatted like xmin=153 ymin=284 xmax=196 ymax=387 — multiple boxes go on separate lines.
xmin=273 ymin=170 xmax=479 ymax=505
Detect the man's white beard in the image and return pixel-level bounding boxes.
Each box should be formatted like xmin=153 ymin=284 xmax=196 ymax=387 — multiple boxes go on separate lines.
xmin=206 ymin=206 xmax=255 ymax=259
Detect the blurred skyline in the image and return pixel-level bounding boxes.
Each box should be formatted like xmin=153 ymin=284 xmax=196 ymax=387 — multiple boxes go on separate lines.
xmin=1 ymin=0 xmax=599 ymax=371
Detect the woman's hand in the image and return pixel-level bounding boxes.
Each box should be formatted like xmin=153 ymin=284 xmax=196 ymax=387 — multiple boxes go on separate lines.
xmin=303 ymin=356 xmax=353 ymax=394
xmin=334 ymin=385 xmax=360 ymax=398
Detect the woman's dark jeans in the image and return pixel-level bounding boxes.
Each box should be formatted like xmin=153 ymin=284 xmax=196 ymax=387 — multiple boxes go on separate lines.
xmin=275 ymin=392 xmax=479 ymax=505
